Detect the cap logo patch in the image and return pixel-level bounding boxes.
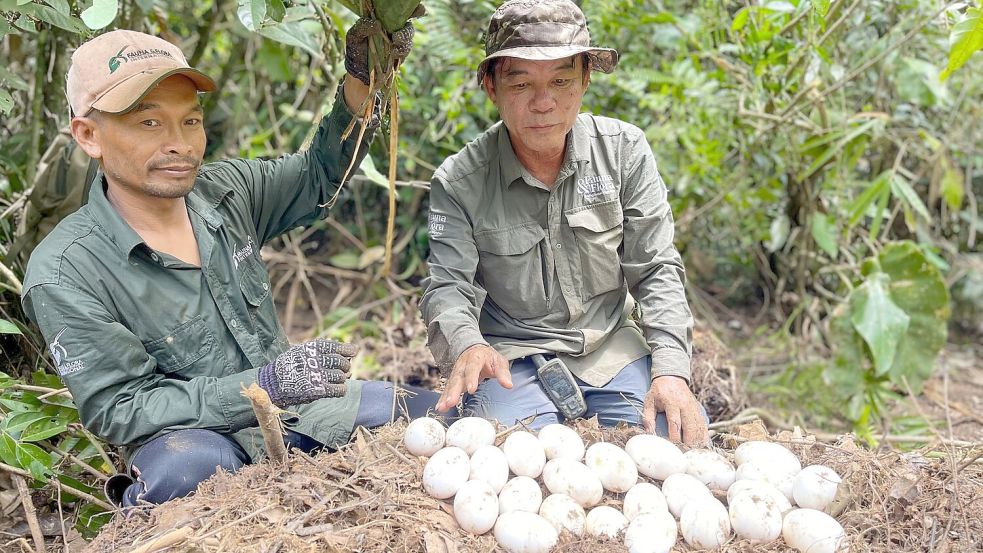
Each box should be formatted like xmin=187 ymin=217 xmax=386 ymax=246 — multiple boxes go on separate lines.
xmin=108 ymin=45 xmax=129 ymax=74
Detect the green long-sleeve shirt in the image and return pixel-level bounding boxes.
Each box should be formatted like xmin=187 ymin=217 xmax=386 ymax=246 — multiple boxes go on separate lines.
xmin=21 ymin=86 xmax=375 ymax=456
xmin=420 ymin=114 xmax=694 ymax=386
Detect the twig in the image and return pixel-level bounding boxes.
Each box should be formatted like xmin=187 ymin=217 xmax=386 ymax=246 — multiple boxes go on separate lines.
xmin=11 ymin=385 xmax=72 ymax=399
xmin=194 ymin=504 xmax=276 ymax=542
xmin=242 ymin=384 xmax=288 ymax=464
xmin=0 ymin=461 xmax=115 ymax=512
xmin=12 ymin=475 xmax=45 ymax=553
xmin=127 ymin=527 xmax=193 ymax=553
xmin=384 ymin=442 xmax=414 ymax=466
xmin=0 ymin=260 xmax=23 ymax=296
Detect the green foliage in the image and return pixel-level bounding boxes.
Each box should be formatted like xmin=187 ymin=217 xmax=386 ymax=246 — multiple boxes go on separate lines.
xmin=941 ymin=5 xmax=983 ymax=81
xmin=827 ymin=241 xmax=950 ymax=433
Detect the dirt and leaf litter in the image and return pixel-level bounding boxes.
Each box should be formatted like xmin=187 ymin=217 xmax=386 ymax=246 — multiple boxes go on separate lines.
xmin=83 ymin=416 xmax=982 ymax=553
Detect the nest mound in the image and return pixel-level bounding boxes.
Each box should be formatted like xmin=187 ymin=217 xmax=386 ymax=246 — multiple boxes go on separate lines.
xmin=85 ymin=420 xmax=982 ymax=553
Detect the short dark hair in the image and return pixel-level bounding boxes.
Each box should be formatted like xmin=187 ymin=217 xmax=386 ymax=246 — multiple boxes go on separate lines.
xmin=487 ymin=53 xmax=591 ymax=85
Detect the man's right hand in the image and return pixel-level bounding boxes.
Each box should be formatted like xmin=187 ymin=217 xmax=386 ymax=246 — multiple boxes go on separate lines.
xmin=257 ymin=338 xmax=357 ymax=408
xmin=436 ymin=344 xmax=512 ymax=412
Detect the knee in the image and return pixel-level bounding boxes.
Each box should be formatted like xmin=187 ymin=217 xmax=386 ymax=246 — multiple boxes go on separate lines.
xmin=124 ymin=430 xmax=247 ymax=506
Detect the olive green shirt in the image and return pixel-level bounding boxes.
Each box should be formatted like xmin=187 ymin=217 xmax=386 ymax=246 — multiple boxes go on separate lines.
xmin=21 ymin=87 xmax=374 ymax=457
xmin=420 ymin=114 xmax=693 ymax=386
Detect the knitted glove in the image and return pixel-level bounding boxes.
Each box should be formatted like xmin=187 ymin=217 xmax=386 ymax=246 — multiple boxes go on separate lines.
xmin=257 ymin=339 xmax=358 ymax=407
xmin=345 ymin=18 xmax=416 ymax=85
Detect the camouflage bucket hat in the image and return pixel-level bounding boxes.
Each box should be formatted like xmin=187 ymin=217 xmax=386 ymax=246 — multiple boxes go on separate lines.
xmin=476 ymin=0 xmax=619 ymax=85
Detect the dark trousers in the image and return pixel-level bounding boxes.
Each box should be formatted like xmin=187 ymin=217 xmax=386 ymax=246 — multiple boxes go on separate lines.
xmin=115 ymin=381 xmax=446 ymax=507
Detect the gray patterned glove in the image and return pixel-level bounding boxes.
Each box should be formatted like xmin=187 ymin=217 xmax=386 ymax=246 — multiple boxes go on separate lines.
xmin=257 ymin=339 xmax=358 ymax=407
xmin=345 ymin=17 xmax=416 ymax=86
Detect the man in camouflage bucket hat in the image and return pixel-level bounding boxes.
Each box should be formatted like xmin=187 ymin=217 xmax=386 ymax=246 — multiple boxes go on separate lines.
xmin=421 ymin=0 xmax=710 ymax=445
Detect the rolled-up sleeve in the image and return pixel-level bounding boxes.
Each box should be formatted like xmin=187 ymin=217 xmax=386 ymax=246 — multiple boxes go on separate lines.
xmin=419 ymin=175 xmax=488 ymax=369
xmin=619 ymin=132 xmax=694 ymax=380
xmin=22 ymin=282 xmax=259 ymax=446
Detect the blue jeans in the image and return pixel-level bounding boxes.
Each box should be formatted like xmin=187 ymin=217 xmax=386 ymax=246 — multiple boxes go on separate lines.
xmin=464 ymin=355 xmax=707 ymax=434
xmin=115 ymin=381 xmax=446 ymax=507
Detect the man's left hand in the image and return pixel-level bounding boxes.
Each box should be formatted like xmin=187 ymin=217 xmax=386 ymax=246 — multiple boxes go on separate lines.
xmin=643 ymin=375 xmax=709 ymax=447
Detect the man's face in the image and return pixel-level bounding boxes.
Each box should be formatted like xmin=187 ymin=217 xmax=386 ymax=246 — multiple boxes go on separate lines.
xmin=484 ymin=55 xmax=588 ymax=159
xmin=76 ymin=75 xmax=206 ymax=199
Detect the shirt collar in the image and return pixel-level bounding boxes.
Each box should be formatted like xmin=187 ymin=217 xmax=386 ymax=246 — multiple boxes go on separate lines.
xmin=500 ymin=116 xmax=591 ymax=190
xmin=87 ymin=175 xmax=224 ymax=259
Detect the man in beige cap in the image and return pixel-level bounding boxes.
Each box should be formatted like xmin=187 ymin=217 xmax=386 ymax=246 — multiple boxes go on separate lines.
xmin=421 ymin=0 xmax=709 ymax=445
xmin=21 ymin=25 xmax=446 ymax=507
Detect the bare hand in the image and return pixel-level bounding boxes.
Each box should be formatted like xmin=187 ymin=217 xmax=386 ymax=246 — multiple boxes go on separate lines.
xmin=643 ymin=375 xmax=709 ymax=447
xmin=436 ymin=344 xmax=512 ymax=412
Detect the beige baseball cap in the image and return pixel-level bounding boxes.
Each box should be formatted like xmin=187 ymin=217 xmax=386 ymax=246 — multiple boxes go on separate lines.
xmin=66 ymin=29 xmax=215 ymax=117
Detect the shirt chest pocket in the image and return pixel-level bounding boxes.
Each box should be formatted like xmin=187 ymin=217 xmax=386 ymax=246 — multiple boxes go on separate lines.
xmin=474 ymin=223 xmax=549 ymax=319
xmin=564 ymin=199 xmax=624 ymax=299
xmin=144 ymin=316 xmax=215 ymax=379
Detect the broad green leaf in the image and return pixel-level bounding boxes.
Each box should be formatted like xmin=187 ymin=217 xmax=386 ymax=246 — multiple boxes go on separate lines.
xmin=359 ymin=155 xmax=389 ymax=189
xmin=731 ymin=7 xmax=752 ymax=31
xmin=237 ymin=0 xmax=266 ymax=31
xmin=268 ymin=0 xmax=285 ymax=22
xmin=941 ymin=7 xmax=983 ymax=81
xmin=810 ymin=214 xmax=838 ymax=258
xmin=329 ymin=251 xmax=360 ymax=270
xmin=798 ymin=119 xmax=879 ymax=181
xmin=812 ymin=0 xmax=831 ymax=18
xmin=848 ymin=172 xmax=890 ymax=228
xmin=941 ymin=158 xmax=964 ymax=210
xmin=20 ymin=3 xmax=87 ymax=33
xmin=0 ymin=318 xmax=20 ymax=334
xmin=80 ymin=0 xmax=119 ymax=30
xmin=850 ymin=272 xmax=910 ymax=376
xmin=373 ymin=0 xmax=422 ymax=33
xmin=0 ymin=19 xmax=10 ymax=40
xmin=257 ymin=21 xmax=321 ymax=58
xmin=20 ymin=418 xmax=69 ymax=442
xmin=0 ymin=66 xmax=30 ymax=90
xmin=870 ymin=175 xmax=891 ymax=238
xmin=890 ymin=174 xmax=931 ymax=222
xmin=16 ymin=442 xmax=53 ymax=481
xmin=44 ymin=0 xmax=70 ymax=16
xmin=4 ymin=412 xmax=49 ymax=434
xmin=0 ymin=432 xmax=17 ymax=466
xmin=767 ymin=213 xmax=790 ymax=253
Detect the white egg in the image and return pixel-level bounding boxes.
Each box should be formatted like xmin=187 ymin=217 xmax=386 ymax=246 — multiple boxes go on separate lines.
xmin=539 ymin=493 xmax=586 ymax=536
xmin=728 ymin=489 xmax=784 ymax=542
xmin=793 ymin=465 xmax=842 ymax=512
xmin=661 ymin=473 xmax=713 ymax=518
xmin=782 ymin=508 xmax=846 ymax=553
xmin=624 ymin=434 xmax=687 ymax=481
xmin=537 ymin=423 xmax=585 ymax=461
xmin=494 ymin=511 xmax=559 ymax=553
xmin=445 ymin=417 xmax=496 ymax=455
xmin=585 ymin=505 xmax=628 ymax=540
xmin=623 ymin=482 xmax=668 ymax=521
xmin=498 ymin=476 xmax=543 ymax=514
xmin=503 ymin=431 xmax=546 ymax=478
xmin=470 ymin=444 xmax=509 ymax=494
xmin=727 ymin=479 xmax=792 ymax=514
xmin=422 ymin=446 xmax=471 ymax=499
xmin=735 ymin=441 xmax=801 ymax=472
xmin=453 ymin=480 xmax=499 ymax=534
xmin=542 ymin=458 xmax=604 ymax=508
xmin=623 ymin=510 xmax=677 ymax=553
xmin=585 ymin=442 xmax=638 ymax=493
xmin=403 ymin=417 xmax=446 ymax=457
xmin=679 ymin=496 xmax=731 ymax=548
xmin=736 ymin=460 xmax=798 ymax=501
xmin=684 ymin=449 xmax=736 ymax=492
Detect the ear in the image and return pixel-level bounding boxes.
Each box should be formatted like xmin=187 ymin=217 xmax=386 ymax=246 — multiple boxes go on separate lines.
xmin=482 ymin=73 xmax=497 ymax=104
xmin=70 ymin=116 xmax=102 ymax=160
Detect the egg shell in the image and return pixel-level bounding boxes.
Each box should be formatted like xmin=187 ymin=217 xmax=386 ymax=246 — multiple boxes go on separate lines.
xmin=625 ymin=434 xmax=687 ymax=481
xmin=539 ymin=493 xmax=586 ymax=536
xmin=403 ymin=417 xmax=446 ymax=457
xmin=782 ymin=508 xmax=846 ymax=553
xmin=736 ymin=460 xmax=798 ymax=501
xmin=661 ymin=473 xmax=713 ymax=518
xmin=585 ymin=505 xmax=628 ymax=540
xmin=735 ymin=441 xmax=801 ymax=472
xmin=453 ymin=480 xmax=499 ymax=534
xmin=537 ymin=424 xmax=586 ymax=461
xmin=679 ymin=496 xmax=731 ymax=549
xmin=445 ymin=417 xmax=496 ymax=455
xmin=793 ymin=465 xmax=842 ymax=512
xmin=422 ymin=446 xmax=471 ymax=499
xmin=728 ymin=489 xmax=783 ymax=542
xmin=624 ymin=511 xmax=677 ymax=553
xmin=585 ymin=442 xmax=638 ymax=493
xmin=503 ymin=431 xmax=546 ymax=478
xmin=470 ymin=444 xmax=509 ymax=494
xmin=498 ymin=476 xmax=543 ymax=514
xmin=727 ymin=479 xmax=792 ymax=514
xmin=623 ymin=482 xmax=668 ymax=521
xmin=494 ymin=511 xmax=559 ymax=553
xmin=542 ymin=458 xmax=604 ymax=508
xmin=685 ymin=449 xmax=736 ymax=491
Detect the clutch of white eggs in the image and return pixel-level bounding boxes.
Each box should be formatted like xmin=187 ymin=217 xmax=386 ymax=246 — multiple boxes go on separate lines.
xmin=404 ymin=417 xmax=847 ymax=553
